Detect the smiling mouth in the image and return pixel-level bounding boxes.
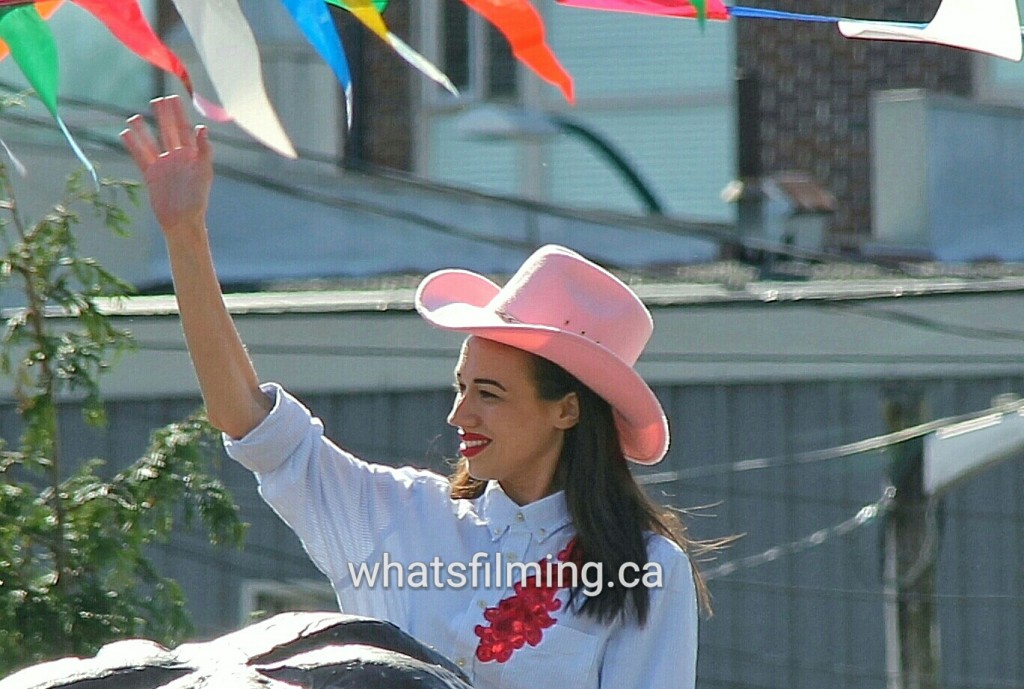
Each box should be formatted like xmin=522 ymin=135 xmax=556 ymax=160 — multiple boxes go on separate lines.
xmin=459 ymin=433 xmax=491 ymax=459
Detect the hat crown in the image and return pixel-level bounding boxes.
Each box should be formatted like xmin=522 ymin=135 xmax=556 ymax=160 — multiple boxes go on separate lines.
xmin=489 ymin=247 xmax=652 ymax=365
xmin=414 ymin=244 xmax=669 ymax=464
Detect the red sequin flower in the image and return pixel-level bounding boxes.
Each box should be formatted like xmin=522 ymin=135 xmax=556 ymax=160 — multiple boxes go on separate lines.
xmin=474 ymin=538 xmax=578 ymax=663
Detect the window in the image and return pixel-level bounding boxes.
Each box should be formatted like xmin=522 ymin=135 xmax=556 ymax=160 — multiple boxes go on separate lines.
xmin=239 ymin=579 xmax=337 ymax=625
xmin=415 ymin=3 xmax=738 ymax=221
xmin=439 ymin=0 xmax=518 ymax=101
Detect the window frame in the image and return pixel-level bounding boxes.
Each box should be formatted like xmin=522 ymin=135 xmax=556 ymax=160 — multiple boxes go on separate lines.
xmin=239 ymin=579 xmax=337 ymax=625
xmin=420 ymin=0 xmax=520 ymax=107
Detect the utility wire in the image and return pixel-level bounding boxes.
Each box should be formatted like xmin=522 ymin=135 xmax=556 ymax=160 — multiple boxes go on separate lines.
xmin=129 ymin=337 xmax=1024 ymax=367
xmin=77 ymin=337 xmax=1024 ymax=486
xmin=0 ymin=87 xmax=708 ymax=264
xmin=637 ymin=397 xmax=1024 ymax=485
xmin=0 ymin=105 xmax=540 ymax=255
xmin=698 ymin=641 xmax=891 ymax=683
xmin=11 ymin=83 xmax=1024 ymax=298
xmin=7 ymin=338 xmax=1021 ymax=484
xmin=830 ymin=301 xmax=1024 ymax=343
xmin=713 ymin=577 xmax=1024 ymax=603
xmin=703 ymin=487 xmax=895 ymax=581
xmin=0 ymin=77 xmax=349 ymax=166
xmin=0 ymin=78 xmax=947 ymax=274
xmin=701 ymin=643 xmax=1024 ymax=689
xmin=643 ymin=352 xmax=1024 ymax=364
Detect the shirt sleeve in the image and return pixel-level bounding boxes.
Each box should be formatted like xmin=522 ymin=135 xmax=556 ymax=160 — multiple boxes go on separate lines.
xmin=598 ymin=541 xmax=699 ymax=689
xmin=222 ymin=383 xmax=453 ymax=586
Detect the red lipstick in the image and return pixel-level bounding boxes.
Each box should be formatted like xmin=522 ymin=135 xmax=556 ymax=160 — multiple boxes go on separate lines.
xmin=459 ymin=432 xmax=491 ymax=459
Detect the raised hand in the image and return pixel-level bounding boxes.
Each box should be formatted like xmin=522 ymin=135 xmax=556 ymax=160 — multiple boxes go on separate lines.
xmin=121 ymin=96 xmax=270 ymax=437
xmin=120 ymin=95 xmax=213 ymax=240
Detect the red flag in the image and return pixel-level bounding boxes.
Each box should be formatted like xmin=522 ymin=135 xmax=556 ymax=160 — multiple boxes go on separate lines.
xmin=556 ymin=0 xmax=729 ymax=21
xmin=71 ymin=0 xmax=195 ymax=93
xmin=462 ymin=0 xmax=574 ymax=103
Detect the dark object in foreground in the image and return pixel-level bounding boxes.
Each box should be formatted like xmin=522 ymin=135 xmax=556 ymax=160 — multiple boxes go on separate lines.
xmin=0 ymin=612 xmax=473 ymax=689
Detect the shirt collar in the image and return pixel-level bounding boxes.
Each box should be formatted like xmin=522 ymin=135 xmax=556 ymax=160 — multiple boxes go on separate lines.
xmin=478 ymin=481 xmax=572 ymax=543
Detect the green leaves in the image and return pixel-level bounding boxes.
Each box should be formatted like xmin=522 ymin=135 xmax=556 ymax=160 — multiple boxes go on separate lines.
xmin=0 ymin=124 xmax=244 ymax=674
xmin=0 ymin=410 xmax=244 ymax=668
xmin=2 ymin=174 xmax=136 ymax=443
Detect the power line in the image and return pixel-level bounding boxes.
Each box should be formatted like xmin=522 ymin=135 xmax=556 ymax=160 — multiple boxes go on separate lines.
xmin=29 ymin=337 xmax=1023 ymax=487
xmin=698 ymin=641 xmax=891 ymax=683
xmin=830 ymin=301 xmax=1024 ymax=343
xmin=7 ymin=338 xmax=1022 ymax=486
xmin=0 ymin=78 xmax=961 ymax=275
xmin=695 ymin=678 xmax=791 ymax=689
xmin=12 ymin=88 xmax=1024 ymax=309
xmin=700 ymin=642 xmax=1024 ymax=689
xmin=940 ymin=674 xmax=1024 ymax=689
xmin=637 ymin=398 xmax=1024 ymax=485
xmin=703 ymin=488 xmax=894 ymax=581
xmin=130 ymin=337 xmax=1024 ymax=367
xmin=707 ymin=577 xmax=1024 ymax=604
xmin=0 ymin=78 xmax=350 ymax=167
xmin=0 ymin=101 xmax=538 ymax=256
xmin=2 ymin=84 xmax=736 ymax=267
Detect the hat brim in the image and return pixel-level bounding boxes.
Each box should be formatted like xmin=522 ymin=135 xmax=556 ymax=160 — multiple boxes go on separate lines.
xmin=416 ymin=269 xmax=669 ymax=464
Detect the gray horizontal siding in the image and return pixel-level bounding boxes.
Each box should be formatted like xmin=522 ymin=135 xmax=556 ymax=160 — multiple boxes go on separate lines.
xmin=2 ymin=374 xmax=1021 ymax=687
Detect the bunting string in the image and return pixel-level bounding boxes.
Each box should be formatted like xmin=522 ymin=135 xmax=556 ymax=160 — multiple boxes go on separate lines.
xmin=726 ymin=7 xmax=846 ymax=23
xmin=0 ymin=0 xmax=1019 ymax=170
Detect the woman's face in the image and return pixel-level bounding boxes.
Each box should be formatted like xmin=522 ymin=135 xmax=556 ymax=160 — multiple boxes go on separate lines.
xmin=448 ymin=337 xmax=579 ymax=505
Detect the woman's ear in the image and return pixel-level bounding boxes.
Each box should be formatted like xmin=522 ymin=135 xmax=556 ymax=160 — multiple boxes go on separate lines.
xmin=554 ymin=392 xmax=580 ymax=430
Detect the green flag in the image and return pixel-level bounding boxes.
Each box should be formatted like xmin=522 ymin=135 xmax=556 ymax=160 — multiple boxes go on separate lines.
xmin=327 ymin=0 xmax=389 ymax=11
xmin=691 ymin=0 xmax=707 ymax=28
xmin=0 ymin=5 xmax=95 ymax=180
xmin=0 ymin=5 xmax=60 ymax=116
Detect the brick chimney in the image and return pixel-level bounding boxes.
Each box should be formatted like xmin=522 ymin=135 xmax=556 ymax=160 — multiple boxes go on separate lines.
xmin=734 ymin=0 xmax=973 ymax=248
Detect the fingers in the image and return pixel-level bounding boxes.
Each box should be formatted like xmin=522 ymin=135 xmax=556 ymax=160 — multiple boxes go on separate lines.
xmin=195 ymin=125 xmax=211 ymax=160
xmin=172 ymin=98 xmax=196 ymax=150
xmin=153 ymin=96 xmax=184 ymax=151
xmin=121 ymin=95 xmax=203 ymax=171
xmin=120 ymin=114 xmax=159 ymax=170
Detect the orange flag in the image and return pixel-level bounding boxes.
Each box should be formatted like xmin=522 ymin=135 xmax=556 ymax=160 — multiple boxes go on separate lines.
xmin=463 ymin=0 xmax=574 ymax=103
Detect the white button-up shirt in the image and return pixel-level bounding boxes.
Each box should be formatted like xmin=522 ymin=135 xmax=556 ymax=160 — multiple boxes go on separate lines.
xmin=224 ymin=384 xmax=697 ymax=689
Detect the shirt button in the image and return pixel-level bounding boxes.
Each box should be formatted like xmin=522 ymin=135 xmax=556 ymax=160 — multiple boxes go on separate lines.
xmin=456 ymin=658 xmax=466 ymax=668
xmin=538 ymin=528 xmax=546 ymax=536
xmin=505 ymin=551 xmax=517 ymax=560
xmin=515 ymin=512 xmax=525 ymax=522
xmin=478 ymin=599 xmax=488 ymax=609
xmin=493 ymin=527 xmax=502 ymax=536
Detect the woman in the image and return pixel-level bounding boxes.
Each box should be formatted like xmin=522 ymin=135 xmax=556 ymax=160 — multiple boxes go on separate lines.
xmin=121 ymin=96 xmax=710 ymax=689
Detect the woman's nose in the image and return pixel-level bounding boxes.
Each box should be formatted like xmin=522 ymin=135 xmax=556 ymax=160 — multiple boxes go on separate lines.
xmin=447 ymin=394 xmax=474 ymax=428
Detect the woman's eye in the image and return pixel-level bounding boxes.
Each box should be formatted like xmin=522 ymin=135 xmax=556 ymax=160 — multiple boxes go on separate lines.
xmin=479 ymin=389 xmax=498 ymax=400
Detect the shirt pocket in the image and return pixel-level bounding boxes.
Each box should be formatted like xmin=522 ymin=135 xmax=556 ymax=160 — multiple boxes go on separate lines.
xmin=497 ymin=624 xmax=601 ymax=689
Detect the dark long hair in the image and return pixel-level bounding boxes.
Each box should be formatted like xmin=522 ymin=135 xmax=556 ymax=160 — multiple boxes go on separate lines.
xmin=449 ymin=353 xmax=713 ymax=624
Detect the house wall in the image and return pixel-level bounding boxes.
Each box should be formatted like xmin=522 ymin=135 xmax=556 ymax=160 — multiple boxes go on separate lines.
xmin=414 ymin=4 xmax=737 ymax=221
xmin=3 ymin=287 xmax=1023 ymax=687
xmin=4 ymin=373 xmax=1020 ymax=688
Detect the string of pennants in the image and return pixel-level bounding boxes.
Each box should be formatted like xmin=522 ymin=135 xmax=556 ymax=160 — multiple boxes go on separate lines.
xmin=0 ymin=0 xmax=1020 ymax=178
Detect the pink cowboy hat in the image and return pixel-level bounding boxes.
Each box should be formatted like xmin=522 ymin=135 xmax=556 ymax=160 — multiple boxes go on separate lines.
xmin=415 ymin=245 xmax=669 ymax=464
